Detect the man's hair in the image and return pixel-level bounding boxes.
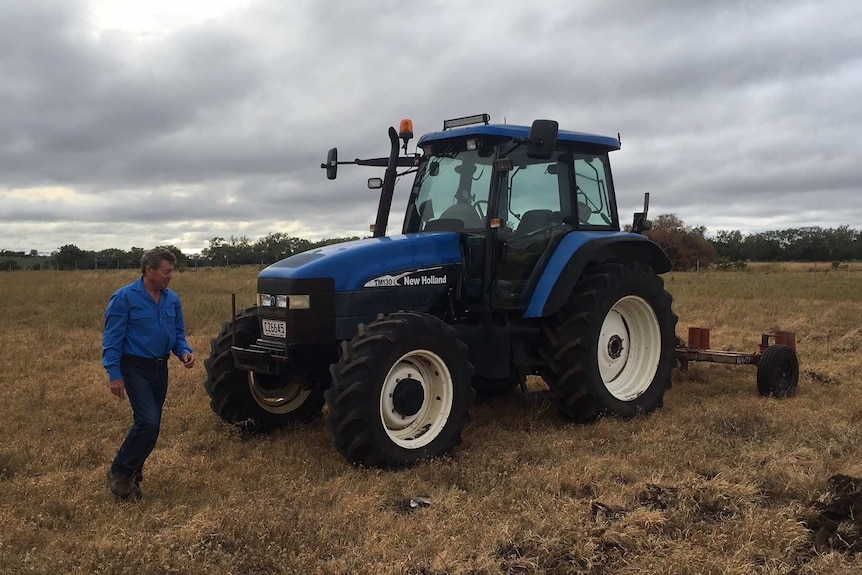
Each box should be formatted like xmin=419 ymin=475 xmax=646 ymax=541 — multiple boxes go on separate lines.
xmin=141 ymin=247 xmax=177 ymax=274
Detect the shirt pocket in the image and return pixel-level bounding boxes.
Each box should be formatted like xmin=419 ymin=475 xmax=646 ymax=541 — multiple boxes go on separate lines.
xmin=129 ymin=307 xmax=158 ymax=321
xmin=161 ymin=305 xmax=177 ymax=320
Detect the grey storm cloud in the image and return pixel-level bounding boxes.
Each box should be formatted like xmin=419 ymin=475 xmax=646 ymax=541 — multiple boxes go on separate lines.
xmin=1 ymin=0 xmax=861 ymax=253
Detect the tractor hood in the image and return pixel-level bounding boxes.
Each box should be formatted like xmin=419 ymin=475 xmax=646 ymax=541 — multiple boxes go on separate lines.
xmin=258 ymin=232 xmax=463 ymax=292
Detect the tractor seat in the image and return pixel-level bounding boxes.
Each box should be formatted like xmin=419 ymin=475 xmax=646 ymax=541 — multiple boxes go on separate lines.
xmin=577 ymin=201 xmax=592 ymax=224
xmin=434 ymin=204 xmax=484 ymax=230
xmin=513 ymin=209 xmax=559 ymax=237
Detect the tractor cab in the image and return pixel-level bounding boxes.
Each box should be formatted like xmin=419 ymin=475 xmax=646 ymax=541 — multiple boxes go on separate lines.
xmin=402 ymin=115 xmax=621 ymax=308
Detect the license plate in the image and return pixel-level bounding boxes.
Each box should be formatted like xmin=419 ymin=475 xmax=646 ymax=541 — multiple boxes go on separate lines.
xmin=261 ymin=319 xmax=286 ymax=338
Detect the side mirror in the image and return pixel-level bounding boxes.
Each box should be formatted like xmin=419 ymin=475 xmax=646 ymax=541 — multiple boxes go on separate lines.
xmin=367 ymin=177 xmax=383 ymax=189
xmin=632 ymin=193 xmax=652 ymax=233
xmin=322 ymin=148 xmax=338 ymax=180
xmin=526 ymin=119 xmax=558 ymax=159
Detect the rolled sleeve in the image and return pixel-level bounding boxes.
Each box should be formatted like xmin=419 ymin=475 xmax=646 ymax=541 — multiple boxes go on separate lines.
xmin=102 ymin=291 xmax=129 ymax=381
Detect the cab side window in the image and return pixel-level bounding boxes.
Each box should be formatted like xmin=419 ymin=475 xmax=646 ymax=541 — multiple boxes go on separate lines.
xmin=574 ymin=156 xmax=615 ymax=227
xmin=504 ymin=152 xmax=571 ymax=237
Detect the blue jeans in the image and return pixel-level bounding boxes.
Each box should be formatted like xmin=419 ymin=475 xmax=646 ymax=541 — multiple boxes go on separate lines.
xmin=111 ymin=357 xmax=169 ymax=479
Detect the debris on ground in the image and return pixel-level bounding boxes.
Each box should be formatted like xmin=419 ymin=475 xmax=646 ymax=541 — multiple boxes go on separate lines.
xmin=804 ymin=474 xmax=862 ymax=554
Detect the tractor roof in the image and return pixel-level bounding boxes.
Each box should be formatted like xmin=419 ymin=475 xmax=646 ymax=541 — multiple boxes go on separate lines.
xmin=417 ymin=123 xmax=621 ymax=152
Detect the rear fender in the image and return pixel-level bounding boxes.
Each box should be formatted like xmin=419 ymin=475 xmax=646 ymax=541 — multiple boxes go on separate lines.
xmin=524 ymin=233 xmax=671 ymax=318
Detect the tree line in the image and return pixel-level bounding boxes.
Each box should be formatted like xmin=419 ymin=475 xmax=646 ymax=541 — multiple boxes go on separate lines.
xmin=2 ymin=218 xmax=860 ymax=272
xmin=628 ymin=215 xmax=860 ymax=271
xmin=0 ymin=233 xmax=360 ymax=271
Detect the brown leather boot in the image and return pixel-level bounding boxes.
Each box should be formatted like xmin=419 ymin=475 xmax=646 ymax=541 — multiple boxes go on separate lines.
xmin=107 ymin=468 xmax=137 ymax=500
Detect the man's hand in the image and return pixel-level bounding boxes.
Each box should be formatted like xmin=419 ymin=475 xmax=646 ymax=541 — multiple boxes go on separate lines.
xmin=182 ymin=352 xmax=196 ymax=369
xmin=109 ymin=379 xmax=126 ymax=399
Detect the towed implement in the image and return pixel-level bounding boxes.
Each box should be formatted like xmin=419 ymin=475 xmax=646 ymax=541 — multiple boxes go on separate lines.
xmin=204 ymin=114 xmax=799 ymax=468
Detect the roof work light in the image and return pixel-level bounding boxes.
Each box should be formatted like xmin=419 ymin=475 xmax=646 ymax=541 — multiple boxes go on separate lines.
xmin=443 ymin=114 xmax=490 ymax=130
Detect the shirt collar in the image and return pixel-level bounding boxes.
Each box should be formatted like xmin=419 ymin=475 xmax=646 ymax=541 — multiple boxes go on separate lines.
xmin=132 ymin=276 xmax=168 ymax=296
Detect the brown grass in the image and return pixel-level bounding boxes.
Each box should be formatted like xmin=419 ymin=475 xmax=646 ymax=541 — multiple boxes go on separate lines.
xmin=1 ymin=264 xmax=861 ymax=574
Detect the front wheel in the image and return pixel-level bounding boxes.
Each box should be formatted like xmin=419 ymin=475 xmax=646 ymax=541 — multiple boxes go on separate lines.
xmin=203 ymin=307 xmax=325 ymax=430
xmin=540 ymin=261 xmax=678 ymax=422
xmin=325 ymin=312 xmax=475 ymax=468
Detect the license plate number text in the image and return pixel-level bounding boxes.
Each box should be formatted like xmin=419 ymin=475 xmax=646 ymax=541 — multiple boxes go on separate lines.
xmin=261 ymin=319 xmax=286 ymax=338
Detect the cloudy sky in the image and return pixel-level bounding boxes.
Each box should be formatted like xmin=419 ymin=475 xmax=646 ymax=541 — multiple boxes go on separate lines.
xmin=2 ymin=0 xmax=860 ymax=254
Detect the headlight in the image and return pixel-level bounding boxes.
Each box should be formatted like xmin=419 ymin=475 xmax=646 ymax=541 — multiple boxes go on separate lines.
xmin=288 ymin=295 xmax=310 ymax=309
xmin=257 ymin=293 xmax=308 ymax=309
xmin=258 ymin=293 xmax=274 ymax=307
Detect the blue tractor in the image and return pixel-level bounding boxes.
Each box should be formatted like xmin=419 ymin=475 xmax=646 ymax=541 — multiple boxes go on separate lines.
xmin=203 ymin=114 xmax=677 ymax=467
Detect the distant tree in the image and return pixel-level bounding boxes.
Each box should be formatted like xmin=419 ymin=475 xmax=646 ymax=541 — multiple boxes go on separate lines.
xmin=254 ymin=232 xmax=313 ymax=264
xmin=743 ymin=232 xmax=782 ymax=261
xmin=1 ymin=259 xmax=20 ymax=271
xmin=644 ymin=214 xmax=715 ymax=271
xmin=201 ymin=237 xmax=230 ymax=266
xmin=128 ymin=247 xmax=145 ymax=270
xmin=52 ymin=244 xmax=85 ymax=270
xmin=823 ymin=225 xmax=856 ymax=261
xmin=712 ymin=230 xmax=747 ymax=262
xmin=778 ymin=227 xmax=829 ymax=261
xmin=97 ymin=248 xmax=130 ymax=269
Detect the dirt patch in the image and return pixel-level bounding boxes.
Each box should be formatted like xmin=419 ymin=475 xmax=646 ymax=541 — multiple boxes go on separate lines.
xmin=803 ymin=474 xmax=862 ymax=554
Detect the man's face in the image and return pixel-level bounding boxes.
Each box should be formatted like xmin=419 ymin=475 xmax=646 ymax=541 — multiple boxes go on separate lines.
xmin=145 ymin=261 xmax=174 ymax=290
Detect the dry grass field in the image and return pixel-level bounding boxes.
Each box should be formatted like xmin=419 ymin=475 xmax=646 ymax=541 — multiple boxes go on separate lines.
xmin=1 ymin=263 xmax=860 ymax=575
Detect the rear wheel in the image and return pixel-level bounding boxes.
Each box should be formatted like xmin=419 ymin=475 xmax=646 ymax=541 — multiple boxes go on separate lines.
xmin=757 ymin=344 xmax=799 ymax=397
xmin=540 ymin=261 xmax=677 ymax=422
xmin=204 ymin=307 xmax=325 ymax=430
xmin=326 ymin=312 xmax=475 ymax=467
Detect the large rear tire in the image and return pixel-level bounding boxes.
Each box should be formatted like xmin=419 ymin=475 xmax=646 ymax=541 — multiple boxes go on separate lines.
xmin=540 ymin=261 xmax=677 ymax=422
xmin=204 ymin=307 xmax=325 ymax=430
xmin=325 ymin=312 xmax=475 ymax=468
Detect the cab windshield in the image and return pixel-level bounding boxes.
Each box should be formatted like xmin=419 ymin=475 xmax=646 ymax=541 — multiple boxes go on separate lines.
xmin=403 ymin=142 xmax=494 ymax=234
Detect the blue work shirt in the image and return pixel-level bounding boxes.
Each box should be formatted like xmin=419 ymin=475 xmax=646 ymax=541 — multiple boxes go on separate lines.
xmin=102 ymin=276 xmax=193 ymax=381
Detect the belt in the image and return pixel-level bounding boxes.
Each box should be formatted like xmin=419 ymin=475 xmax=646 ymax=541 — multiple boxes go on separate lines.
xmin=121 ymin=354 xmax=170 ymax=366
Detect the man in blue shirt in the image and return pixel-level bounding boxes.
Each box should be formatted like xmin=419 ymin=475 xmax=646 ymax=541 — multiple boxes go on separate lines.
xmin=103 ymin=247 xmax=195 ymax=500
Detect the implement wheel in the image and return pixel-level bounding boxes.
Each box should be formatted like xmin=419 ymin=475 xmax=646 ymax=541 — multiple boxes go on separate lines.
xmin=540 ymin=261 xmax=678 ymax=422
xmin=326 ymin=311 xmax=475 ymax=468
xmin=757 ymin=344 xmax=799 ymax=398
xmin=204 ymin=307 xmax=325 ymax=430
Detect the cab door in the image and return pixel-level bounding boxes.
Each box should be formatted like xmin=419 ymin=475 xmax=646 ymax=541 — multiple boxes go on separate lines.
xmin=492 ymin=149 xmax=574 ymax=308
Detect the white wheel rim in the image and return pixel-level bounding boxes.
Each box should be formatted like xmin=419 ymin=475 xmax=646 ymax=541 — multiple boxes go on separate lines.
xmin=597 ymin=295 xmax=661 ymax=401
xmin=249 ymin=373 xmax=312 ymax=414
xmin=380 ymin=350 xmax=453 ymax=449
